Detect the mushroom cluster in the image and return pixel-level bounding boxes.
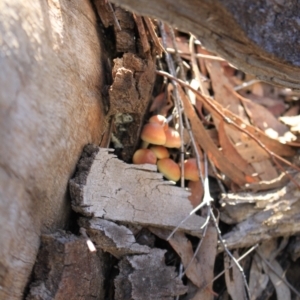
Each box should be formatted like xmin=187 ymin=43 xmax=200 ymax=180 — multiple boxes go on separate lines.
xmin=133 ymin=115 xmax=200 ymax=183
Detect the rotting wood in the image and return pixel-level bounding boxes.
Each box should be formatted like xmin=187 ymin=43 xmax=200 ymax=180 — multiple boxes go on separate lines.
xmin=94 ymin=2 xmax=157 ymax=162
xmin=69 ymin=144 xmax=205 ymax=237
xmin=26 ymin=231 xmax=105 ymax=300
xmin=114 ymin=248 xmax=188 ymax=300
xmin=109 ymin=0 xmax=300 ymax=89
xmin=220 ymin=173 xmax=300 ymax=250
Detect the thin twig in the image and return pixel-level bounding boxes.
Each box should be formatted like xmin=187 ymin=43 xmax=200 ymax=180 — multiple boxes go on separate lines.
xmin=202 ymin=244 xmax=259 ymax=290
xmin=159 ymin=23 xmax=185 ymax=187
xmin=189 ymin=35 xmax=209 ymax=96
xmin=234 ymin=79 xmax=261 ymax=91
xmin=106 ymin=3 xmax=122 ymax=31
xmin=168 ymin=28 xmax=205 ymax=188
xmin=181 ymin=209 xmax=211 ymax=278
xmin=210 ymin=209 xmax=251 ymax=300
xmin=133 ymin=14 xmax=150 ymax=53
xmin=256 ymin=250 xmax=300 ymax=297
xmin=169 ymin=28 xmax=186 ymax=81
xmin=175 ymin=263 xmax=184 ymax=300
xmin=209 ymin=160 xmax=227 ymax=194
xmin=166 ymin=48 xmax=226 ymax=61
xmin=144 ymin=17 xmax=165 ymax=56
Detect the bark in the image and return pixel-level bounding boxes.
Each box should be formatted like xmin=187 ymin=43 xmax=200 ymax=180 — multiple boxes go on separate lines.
xmin=0 ymin=0 xmax=106 ymax=298
xmin=26 ymin=231 xmax=105 ymax=300
xmin=70 ymin=145 xmax=205 ymax=236
xmin=110 ymin=0 xmax=300 ymax=89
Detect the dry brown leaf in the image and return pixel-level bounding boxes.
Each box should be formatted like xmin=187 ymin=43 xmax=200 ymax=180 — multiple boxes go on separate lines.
xmin=251 ymin=160 xmax=279 ymax=181
xmin=197 ymin=94 xmax=295 ymax=159
xmin=218 ymin=119 xmax=256 ymax=179
xmin=149 ymin=91 xmax=167 ymax=114
xmin=249 ymin=254 xmax=269 ymax=300
xmin=168 ymin=232 xmax=202 ymax=288
xmin=208 ymin=85 xmax=282 ymax=180
xmin=205 ymin=60 xmax=250 ymax=123
xmin=241 ymin=92 xmax=286 ymax=117
xmin=195 ymin=45 xmax=208 ymax=78
xmin=224 ymin=251 xmax=247 ymax=300
xmin=189 ymin=224 xmax=218 ymax=300
xmin=283 ymin=105 xmax=299 ymax=117
xmin=188 ymin=180 xmax=204 ymax=208
xmin=235 ymin=92 xmax=289 ymax=138
xmin=259 ymin=240 xmax=291 ymax=300
xmin=201 ymin=59 xmax=295 ymax=163
xmin=251 ymin=82 xmax=264 ymax=97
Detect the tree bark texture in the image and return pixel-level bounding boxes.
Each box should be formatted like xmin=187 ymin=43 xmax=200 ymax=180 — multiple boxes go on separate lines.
xmin=110 ymin=0 xmax=300 ymax=89
xmin=0 ymin=0 xmax=106 ymax=298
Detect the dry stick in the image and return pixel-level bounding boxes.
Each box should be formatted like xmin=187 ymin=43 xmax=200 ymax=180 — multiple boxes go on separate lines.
xmin=169 ymin=28 xmax=186 ymax=82
xmin=144 ymin=17 xmax=165 ymax=56
xmin=196 ymin=153 xmax=251 ymax=299
xmin=189 ymin=35 xmax=209 ymax=96
xmin=210 ymin=209 xmax=251 ymax=300
xmin=180 ymin=196 xmax=211 ymax=279
xmin=159 ymin=23 xmax=185 ymax=188
xmin=202 ymin=244 xmax=259 ymax=291
xmin=256 ymin=250 xmax=300 ymax=297
xmin=180 ymin=155 xmax=212 ymax=278
xmin=170 ymin=31 xmax=205 ymax=186
xmin=133 ymin=14 xmax=150 ymax=53
xmin=156 ymin=70 xmax=300 ymax=189
xmin=189 ymin=36 xmax=228 ymax=193
xmin=234 ymin=79 xmax=261 ymax=91
xmin=106 ymin=2 xmax=122 ymax=31
xmin=167 ymin=29 xmax=205 ymax=186
xmin=210 ymin=160 xmax=227 ymax=194
xmin=166 ymin=48 xmax=226 ymax=61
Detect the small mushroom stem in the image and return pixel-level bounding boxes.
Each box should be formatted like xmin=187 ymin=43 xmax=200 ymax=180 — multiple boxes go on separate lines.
xmin=141 ymin=141 xmax=149 ymax=149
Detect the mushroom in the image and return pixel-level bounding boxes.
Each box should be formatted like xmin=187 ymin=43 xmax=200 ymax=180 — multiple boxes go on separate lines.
xmin=149 ymin=145 xmax=170 ymax=159
xmin=141 ymin=122 xmax=166 ymax=148
xmin=149 ymin=114 xmax=168 ymax=130
xmin=164 ymin=127 xmax=181 ymax=148
xmin=157 ymin=158 xmax=181 ymax=182
xmin=183 ymin=158 xmax=199 ymax=181
xmin=132 ymin=149 xmax=157 ymax=165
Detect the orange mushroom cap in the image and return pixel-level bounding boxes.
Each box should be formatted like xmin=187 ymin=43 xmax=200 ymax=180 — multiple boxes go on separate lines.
xmin=149 ymin=115 xmax=168 ymax=130
xmin=133 ymin=149 xmax=157 ymax=165
xmin=149 ymin=145 xmax=170 ymax=159
xmin=157 ymin=158 xmax=181 ymax=182
xmin=184 ymin=158 xmax=199 ymax=181
xmin=141 ymin=123 xmax=166 ymax=145
xmin=164 ymin=127 xmax=181 ymax=148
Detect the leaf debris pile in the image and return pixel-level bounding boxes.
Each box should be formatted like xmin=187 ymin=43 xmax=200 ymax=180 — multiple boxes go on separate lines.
xmin=127 ymin=21 xmax=300 ymax=299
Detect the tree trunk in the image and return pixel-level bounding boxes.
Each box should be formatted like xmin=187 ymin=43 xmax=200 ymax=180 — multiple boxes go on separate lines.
xmin=0 ymin=0 xmax=106 ymax=298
